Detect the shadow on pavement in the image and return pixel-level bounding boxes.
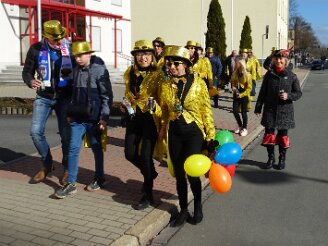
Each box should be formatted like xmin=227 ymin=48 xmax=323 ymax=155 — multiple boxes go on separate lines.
xmin=0 ymin=147 xmax=26 ymax=162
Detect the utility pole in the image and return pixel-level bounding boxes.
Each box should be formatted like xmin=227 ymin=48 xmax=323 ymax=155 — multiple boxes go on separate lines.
xmin=37 ymin=0 xmax=42 ymax=41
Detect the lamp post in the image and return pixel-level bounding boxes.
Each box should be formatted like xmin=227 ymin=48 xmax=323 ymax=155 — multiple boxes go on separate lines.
xmin=261 ymin=25 xmax=269 ymax=66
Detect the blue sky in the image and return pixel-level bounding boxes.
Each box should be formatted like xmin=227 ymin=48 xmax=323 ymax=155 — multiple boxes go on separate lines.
xmin=297 ymin=0 xmax=328 ymax=45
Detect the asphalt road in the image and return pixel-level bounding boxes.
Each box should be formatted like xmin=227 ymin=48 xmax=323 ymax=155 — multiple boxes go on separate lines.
xmin=151 ymin=69 xmax=328 ymax=246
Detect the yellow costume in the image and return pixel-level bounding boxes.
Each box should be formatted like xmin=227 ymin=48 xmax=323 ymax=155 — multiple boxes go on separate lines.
xmin=231 ymin=68 xmax=252 ymax=109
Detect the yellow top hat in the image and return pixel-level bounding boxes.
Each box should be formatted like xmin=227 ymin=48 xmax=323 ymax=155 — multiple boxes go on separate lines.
xmin=131 ymin=40 xmax=154 ymax=55
xmin=206 ymin=47 xmax=214 ymax=53
xmin=152 ymin=37 xmax=165 ymax=46
xmin=185 ymin=40 xmax=197 ymax=48
xmin=72 ymin=41 xmax=94 ymax=56
xmin=247 ymin=49 xmax=253 ymax=53
xmin=271 ymin=47 xmax=277 ymax=51
xmin=164 ymin=45 xmax=192 ymax=66
xmin=240 ymin=48 xmax=248 ymax=53
xmin=43 ymin=20 xmax=66 ymax=40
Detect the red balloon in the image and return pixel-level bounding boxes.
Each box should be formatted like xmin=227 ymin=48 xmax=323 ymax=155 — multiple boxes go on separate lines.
xmin=224 ymin=165 xmax=236 ymax=176
xmin=209 ymin=164 xmax=232 ymax=193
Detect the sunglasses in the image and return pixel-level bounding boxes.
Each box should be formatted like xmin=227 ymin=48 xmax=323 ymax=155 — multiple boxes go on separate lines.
xmin=166 ymin=61 xmax=184 ymax=67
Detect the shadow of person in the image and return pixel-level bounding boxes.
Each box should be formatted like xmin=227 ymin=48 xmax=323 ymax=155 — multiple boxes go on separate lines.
xmin=0 ymin=147 xmax=26 ymax=163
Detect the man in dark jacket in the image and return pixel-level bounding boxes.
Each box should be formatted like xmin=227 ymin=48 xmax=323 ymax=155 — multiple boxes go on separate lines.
xmin=206 ymin=47 xmax=222 ymax=108
xmin=55 ymin=41 xmax=113 ymax=199
xmin=22 ymin=20 xmax=74 ymax=184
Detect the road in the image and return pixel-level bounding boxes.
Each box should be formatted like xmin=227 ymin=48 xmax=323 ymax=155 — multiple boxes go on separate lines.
xmin=151 ymin=69 xmax=328 ymax=246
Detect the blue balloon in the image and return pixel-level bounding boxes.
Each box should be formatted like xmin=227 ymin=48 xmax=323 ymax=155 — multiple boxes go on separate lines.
xmin=213 ymin=142 xmax=242 ymax=165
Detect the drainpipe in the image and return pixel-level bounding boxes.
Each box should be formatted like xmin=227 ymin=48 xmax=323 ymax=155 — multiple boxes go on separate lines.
xmin=37 ymin=0 xmax=42 ymax=41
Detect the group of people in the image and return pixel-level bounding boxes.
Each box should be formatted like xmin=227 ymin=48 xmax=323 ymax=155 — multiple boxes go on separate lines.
xmin=23 ymin=19 xmax=301 ymax=228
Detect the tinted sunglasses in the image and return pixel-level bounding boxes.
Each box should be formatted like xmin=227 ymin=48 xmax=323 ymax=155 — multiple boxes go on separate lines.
xmin=166 ymin=61 xmax=184 ymax=67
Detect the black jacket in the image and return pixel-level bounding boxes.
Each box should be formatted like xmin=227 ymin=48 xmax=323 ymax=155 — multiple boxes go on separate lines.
xmin=254 ymin=68 xmax=302 ymax=130
xmin=71 ymin=56 xmax=113 ymax=122
xmin=22 ymin=41 xmax=74 ymax=99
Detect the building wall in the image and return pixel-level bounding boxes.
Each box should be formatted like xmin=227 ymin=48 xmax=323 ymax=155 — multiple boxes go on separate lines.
xmin=0 ymin=0 xmax=131 ymax=69
xmin=0 ymin=4 xmax=21 ymax=69
xmin=131 ymin=0 xmax=289 ymax=60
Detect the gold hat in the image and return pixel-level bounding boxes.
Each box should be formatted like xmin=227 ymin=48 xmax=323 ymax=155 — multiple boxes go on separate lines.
xmin=247 ymin=49 xmax=253 ymax=53
xmin=240 ymin=48 xmax=248 ymax=53
xmin=271 ymin=47 xmax=277 ymax=51
xmin=185 ymin=40 xmax=197 ymax=48
xmin=152 ymin=37 xmax=165 ymax=46
xmin=196 ymin=42 xmax=202 ymax=48
xmin=164 ymin=45 xmax=192 ymax=66
xmin=131 ymin=40 xmax=154 ymax=55
xmin=72 ymin=41 xmax=94 ymax=56
xmin=43 ymin=20 xmax=66 ymax=40
xmin=206 ymin=47 xmax=214 ymax=53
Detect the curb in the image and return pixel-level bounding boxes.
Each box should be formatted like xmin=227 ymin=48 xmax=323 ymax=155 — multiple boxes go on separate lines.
xmin=110 ymin=68 xmax=310 ymax=245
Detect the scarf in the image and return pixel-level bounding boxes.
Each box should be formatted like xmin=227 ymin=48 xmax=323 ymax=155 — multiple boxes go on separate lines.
xmin=38 ymin=38 xmax=73 ymax=88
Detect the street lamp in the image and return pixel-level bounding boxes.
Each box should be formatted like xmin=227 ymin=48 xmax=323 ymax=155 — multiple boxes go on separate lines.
xmin=261 ymin=25 xmax=269 ymax=66
xmin=37 ymin=0 xmax=42 ymax=41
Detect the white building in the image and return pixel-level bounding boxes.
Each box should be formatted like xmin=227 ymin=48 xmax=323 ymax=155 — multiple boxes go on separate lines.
xmin=131 ymin=0 xmax=289 ymax=60
xmin=0 ymin=0 xmax=132 ymax=70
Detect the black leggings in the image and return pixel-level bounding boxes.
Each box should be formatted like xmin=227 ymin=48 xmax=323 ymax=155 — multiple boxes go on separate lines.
xmin=124 ymin=111 xmax=157 ymax=195
xmin=168 ymin=120 xmax=204 ymax=210
xmin=232 ymin=96 xmax=248 ymax=129
xmin=265 ymin=128 xmax=288 ymax=137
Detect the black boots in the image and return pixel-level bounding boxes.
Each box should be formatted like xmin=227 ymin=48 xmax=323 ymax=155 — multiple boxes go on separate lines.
xmin=135 ymin=193 xmax=154 ymax=210
xmin=171 ymin=208 xmax=190 ymax=227
xmin=262 ymin=145 xmax=275 ymax=169
xmin=187 ymin=201 xmax=203 ymax=225
xmin=274 ymin=147 xmax=286 ymax=170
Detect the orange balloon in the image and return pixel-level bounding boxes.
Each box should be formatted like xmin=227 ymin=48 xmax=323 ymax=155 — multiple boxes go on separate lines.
xmin=209 ymin=164 xmax=232 ymax=193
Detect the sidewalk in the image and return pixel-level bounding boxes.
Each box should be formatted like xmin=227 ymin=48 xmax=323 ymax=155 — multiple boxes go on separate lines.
xmin=0 ymin=68 xmax=309 ymax=246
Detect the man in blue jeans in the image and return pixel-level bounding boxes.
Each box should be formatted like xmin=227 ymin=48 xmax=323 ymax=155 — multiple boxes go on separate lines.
xmin=22 ymin=20 xmax=74 ymax=184
xmin=54 ymin=41 xmax=113 ymax=199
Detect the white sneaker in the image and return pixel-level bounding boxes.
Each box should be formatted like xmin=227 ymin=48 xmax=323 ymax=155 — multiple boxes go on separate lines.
xmin=234 ymin=128 xmax=241 ymax=134
xmin=240 ymin=128 xmax=248 ymax=137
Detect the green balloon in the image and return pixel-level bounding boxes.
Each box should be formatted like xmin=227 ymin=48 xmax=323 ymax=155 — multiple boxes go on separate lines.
xmin=214 ymin=130 xmax=234 ymax=149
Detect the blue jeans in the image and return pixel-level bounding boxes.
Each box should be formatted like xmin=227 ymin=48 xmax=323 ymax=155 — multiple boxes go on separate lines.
xmin=30 ymin=96 xmax=70 ymax=168
xmin=67 ymin=122 xmax=104 ymax=184
xmin=251 ymin=80 xmax=256 ymax=96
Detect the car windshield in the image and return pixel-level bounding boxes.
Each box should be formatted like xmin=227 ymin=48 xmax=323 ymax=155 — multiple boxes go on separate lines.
xmin=313 ymin=60 xmax=321 ymax=64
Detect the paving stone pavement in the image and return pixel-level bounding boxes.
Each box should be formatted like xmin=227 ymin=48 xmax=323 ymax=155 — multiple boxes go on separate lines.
xmin=0 ymin=68 xmax=309 ymax=246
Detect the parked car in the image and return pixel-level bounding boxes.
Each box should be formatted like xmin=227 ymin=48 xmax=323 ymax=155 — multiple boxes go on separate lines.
xmin=311 ymin=60 xmax=325 ymax=70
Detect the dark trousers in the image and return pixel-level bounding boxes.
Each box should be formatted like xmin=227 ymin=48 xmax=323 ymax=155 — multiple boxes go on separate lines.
xmin=124 ymin=111 xmax=157 ymax=195
xmin=232 ymin=95 xmax=249 ymax=129
xmin=169 ymin=120 xmax=204 ymax=210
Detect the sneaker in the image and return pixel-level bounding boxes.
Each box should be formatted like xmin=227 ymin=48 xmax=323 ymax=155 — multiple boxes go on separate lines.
xmin=234 ymin=128 xmax=241 ymax=134
xmin=54 ymin=183 xmax=77 ymax=199
xmin=86 ymin=177 xmax=106 ymax=191
xmin=240 ymin=128 xmax=248 ymax=136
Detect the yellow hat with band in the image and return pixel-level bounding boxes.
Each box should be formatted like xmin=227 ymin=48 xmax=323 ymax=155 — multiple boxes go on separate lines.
xmin=72 ymin=41 xmax=94 ymax=56
xmin=43 ymin=20 xmax=66 ymax=40
xmin=164 ymin=45 xmax=192 ymax=66
xmin=131 ymin=40 xmax=154 ymax=55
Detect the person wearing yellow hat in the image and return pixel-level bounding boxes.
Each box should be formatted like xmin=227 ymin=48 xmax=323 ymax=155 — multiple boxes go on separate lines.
xmin=54 ymin=41 xmax=113 ymax=198
xmin=122 ymin=40 xmax=162 ymax=210
xmin=247 ymin=49 xmax=262 ymax=96
xmin=240 ymin=48 xmax=256 ymax=97
xmin=159 ymin=45 xmax=216 ymax=227
xmin=152 ymin=37 xmax=165 ymax=62
xmin=255 ymin=49 xmax=302 ymax=170
xmin=206 ymin=47 xmax=223 ymax=108
xmin=22 ymin=20 xmax=74 ymax=185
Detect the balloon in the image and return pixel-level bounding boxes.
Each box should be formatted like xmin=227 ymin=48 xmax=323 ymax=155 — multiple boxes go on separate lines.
xmin=224 ymin=164 xmax=236 ymax=176
xmin=184 ymin=154 xmax=212 ymax=177
xmin=209 ymin=164 xmax=232 ymax=193
xmin=214 ymin=142 xmax=242 ymax=165
xmin=214 ymin=130 xmax=234 ymax=150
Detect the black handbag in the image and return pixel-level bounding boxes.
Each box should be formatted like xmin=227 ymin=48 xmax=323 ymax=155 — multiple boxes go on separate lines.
xmin=67 ymin=69 xmax=93 ymax=121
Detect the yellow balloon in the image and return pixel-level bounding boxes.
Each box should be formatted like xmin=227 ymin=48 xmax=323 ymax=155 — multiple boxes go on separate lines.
xmin=184 ymin=154 xmax=212 ymax=177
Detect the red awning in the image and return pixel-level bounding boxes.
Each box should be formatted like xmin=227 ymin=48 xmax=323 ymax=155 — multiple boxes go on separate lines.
xmin=1 ymin=0 xmax=123 ymax=19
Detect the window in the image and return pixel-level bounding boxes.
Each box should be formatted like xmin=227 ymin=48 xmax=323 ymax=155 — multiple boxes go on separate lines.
xmin=112 ymin=28 xmax=122 ymax=53
xmin=111 ymin=0 xmax=122 ymax=7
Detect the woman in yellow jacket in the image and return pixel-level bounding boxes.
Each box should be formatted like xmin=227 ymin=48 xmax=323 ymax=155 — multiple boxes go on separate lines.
xmin=158 ymin=45 xmax=215 ymax=227
xmin=231 ymin=58 xmax=252 ymax=137
xmin=122 ymin=40 xmax=162 ymax=210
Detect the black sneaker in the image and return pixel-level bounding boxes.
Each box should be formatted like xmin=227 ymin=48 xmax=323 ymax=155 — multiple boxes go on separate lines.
xmin=54 ymin=183 xmax=77 ymax=199
xmin=86 ymin=177 xmax=106 ymax=191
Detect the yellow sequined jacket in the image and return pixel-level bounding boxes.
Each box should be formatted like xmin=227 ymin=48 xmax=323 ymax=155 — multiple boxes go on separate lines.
xmin=246 ymin=59 xmax=257 ymax=80
xmin=159 ymin=75 xmax=215 ymax=141
xmin=249 ymin=56 xmax=262 ymax=80
xmin=193 ymin=58 xmax=213 ymax=87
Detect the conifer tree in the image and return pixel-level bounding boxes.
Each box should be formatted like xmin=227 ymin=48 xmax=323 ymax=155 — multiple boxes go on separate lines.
xmin=205 ymin=0 xmax=227 ymax=60
xmin=239 ymin=16 xmax=252 ymax=50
